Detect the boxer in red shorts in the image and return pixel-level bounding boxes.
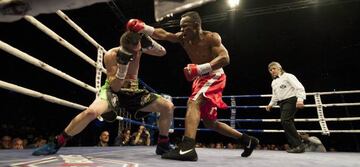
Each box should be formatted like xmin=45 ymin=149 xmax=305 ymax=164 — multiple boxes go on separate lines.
xmin=190 ymin=68 xmax=227 ymax=121
xmin=127 ymin=11 xmax=259 ymax=161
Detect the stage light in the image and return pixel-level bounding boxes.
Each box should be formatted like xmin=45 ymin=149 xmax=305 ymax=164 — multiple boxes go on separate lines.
xmin=227 ymin=0 xmax=240 ymax=8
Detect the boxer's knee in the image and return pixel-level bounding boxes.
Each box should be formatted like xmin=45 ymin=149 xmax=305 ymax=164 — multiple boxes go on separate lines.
xmin=158 ymin=99 xmax=174 ymax=116
xmin=187 ymin=99 xmax=201 ymax=111
xmin=83 ymin=107 xmax=100 ymax=120
xmin=166 ymin=101 xmax=175 ymax=113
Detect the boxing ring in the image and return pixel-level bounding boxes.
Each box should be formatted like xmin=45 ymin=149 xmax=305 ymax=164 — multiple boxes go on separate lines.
xmin=172 ymin=91 xmax=360 ymax=134
xmin=1 ymin=146 xmax=360 ymax=167
xmin=1 ymin=9 xmax=360 ymax=167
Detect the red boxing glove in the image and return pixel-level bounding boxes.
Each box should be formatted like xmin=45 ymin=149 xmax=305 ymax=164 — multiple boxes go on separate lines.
xmin=126 ymin=19 xmax=154 ymax=35
xmin=183 ymin=63 xmax=212 ymax=81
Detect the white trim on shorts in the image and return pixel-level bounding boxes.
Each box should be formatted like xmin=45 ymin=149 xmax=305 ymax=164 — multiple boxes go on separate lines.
xmin=191 ymin=68 xmax=224 ymax=101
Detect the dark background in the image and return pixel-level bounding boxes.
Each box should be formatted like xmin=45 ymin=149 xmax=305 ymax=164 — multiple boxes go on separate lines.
xmin=1 ymin=0 xmax=359 ymax=151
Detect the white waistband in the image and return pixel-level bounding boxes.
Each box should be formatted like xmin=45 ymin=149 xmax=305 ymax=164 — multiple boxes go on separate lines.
xmin=210 ymin=68 xmax=224 ymax=75
xmin=200 ymin=68 xmax=224 ymax=77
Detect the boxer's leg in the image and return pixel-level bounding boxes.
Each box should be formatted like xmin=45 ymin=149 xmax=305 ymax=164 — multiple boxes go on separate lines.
xmin=32 ymin=98 xmax=109 ymax=156
xmin=202 ymin=110 xmax=259 ymax=157
xmin=65 ymin=98 xmax=109 ymax=136
xmin=139 ymin=95 xmax=174 ymax=155
xmin=161 ymin=95 xmax=204 ymax=161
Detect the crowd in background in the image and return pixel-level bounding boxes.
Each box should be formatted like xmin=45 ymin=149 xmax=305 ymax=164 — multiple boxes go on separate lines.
xmin=1 ymin=122 xmax=334 ymax=152
xmin=0 ymin=123 xmax=152 ymax=150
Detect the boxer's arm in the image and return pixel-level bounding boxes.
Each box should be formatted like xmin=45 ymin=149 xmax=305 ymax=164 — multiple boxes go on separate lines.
xmin=127 ymin=19 xmax=180 ymax=43
xmin=183 ymin=33 xmax=229 ymax=81
xmin=209 ymin=32 xmax=230 ymax=70
xmin=151 ymin=28 xmax=181 ymax=43
xmin=104 ymin=48 xmax=126 ymax=92
xmin=141 ymin=35 xmax=167 ymax=56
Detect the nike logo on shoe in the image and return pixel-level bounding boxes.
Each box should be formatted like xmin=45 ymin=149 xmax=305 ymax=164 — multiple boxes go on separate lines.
xmin=179 ymin=149 xmax=193 ymax=155
xmin=246 ymin=140 xmax=252 ymax=149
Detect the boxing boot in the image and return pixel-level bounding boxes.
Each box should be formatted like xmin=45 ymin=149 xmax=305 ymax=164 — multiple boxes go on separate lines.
xmin=161 ymin=136 xmax=198 ymax=161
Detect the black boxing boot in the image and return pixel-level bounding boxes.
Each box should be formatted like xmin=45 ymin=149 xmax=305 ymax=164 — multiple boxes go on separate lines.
xmin=239 ymin=133 xmax=259 ymax=157
xmin=156 ymin=135 xmax=172 ymax=155
xmin=161 ymin=136 xmax=198 ymax=161
xmin=32 ymin=132 xmax=71 ymax=156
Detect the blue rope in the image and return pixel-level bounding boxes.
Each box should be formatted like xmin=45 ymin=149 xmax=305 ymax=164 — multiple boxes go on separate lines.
xmin=138 ymin=78 xmax=158 ymax=93
xmin=121 ymin=117 xmax=159 ymax=130
xmin=172 ymin=94 xmax=265 ymax=99
xmin=173 ymin=128 xmax=265 ymax=133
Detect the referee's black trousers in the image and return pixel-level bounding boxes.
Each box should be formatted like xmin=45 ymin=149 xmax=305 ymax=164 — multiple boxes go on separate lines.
xmin=279 ymin=96 xmax=302 ymax=147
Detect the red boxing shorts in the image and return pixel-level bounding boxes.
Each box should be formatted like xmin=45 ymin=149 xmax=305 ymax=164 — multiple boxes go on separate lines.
xmin=189 ymin=68 xmax=228 ymax=121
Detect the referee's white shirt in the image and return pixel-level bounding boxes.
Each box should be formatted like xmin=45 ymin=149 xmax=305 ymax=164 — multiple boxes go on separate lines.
xmin=269 ymin=72 xmax=306 ymax=106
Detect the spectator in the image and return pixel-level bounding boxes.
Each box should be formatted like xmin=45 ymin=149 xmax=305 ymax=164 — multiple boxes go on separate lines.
xmin=195 ymin=142 xmax=205 ymax=148
xmin=12 ymin=137 xmax=24 ymax=149
xmin=23 ymin=138 xmax=31 ymax=148
xmin=97 ymin=131 xmax=110 ymax=147
xmin=0 ymin=135 xmax=12 ymax=149
xmin=226 ymin=143 xmax=235 ymax=149
xmin=131 ymin=125 xmax=150 ymax=146
xmin=208 ymin=142 xmax=215 ymax=148
xmin=118 ymin=129 xmax=131 ymax=146
xmin=283 ymin=144 xmax=290 ymax=151
xmin=215 ymin=142 xmax=223 ymax=149
xmin=28 ymin=136 xmax=47 ymax=148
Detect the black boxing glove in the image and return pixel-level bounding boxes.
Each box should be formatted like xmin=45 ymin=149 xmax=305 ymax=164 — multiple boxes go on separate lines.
xmin=116 ymin=47 xmax=134 ymax=65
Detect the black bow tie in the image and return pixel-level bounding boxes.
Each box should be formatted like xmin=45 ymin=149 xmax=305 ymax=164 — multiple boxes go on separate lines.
xmin=274 ymin=76 xmax=279 ymax=79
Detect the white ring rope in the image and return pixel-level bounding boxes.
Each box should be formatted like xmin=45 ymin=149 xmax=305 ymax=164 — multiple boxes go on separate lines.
xmin=219 ymin=90 xmax=360 ymax=98
xmin=55 ymin=10 xmax=108 ymax=94
xmin=54 ymin=10 xmax=108 ymax=120
xmin=0 ymin=11 xmax=107 ymax=112
xmin=56 ymin=10 xmax=107 ymax=53
xmin=256 ymin=130 xmax=360 ymax=133
xmin=174 ymin=117 xmax=360 ymax=122
xmin=1 ymin=11 xmax=113 ymax=121
xmin=24 ymin=15 xmax=107 ymax=74
xmin=246 ymin=103 xmax=360 ymax=109
xmin=250 ymin=117 xmax=360 ymax=122
xmin=0 ymin=80 xmax=87 ymax=110
xmin=307 ymin=90 xmax=360 ymax=95
xmin=1 ymin=10 xmax=121 ymax=124
xmin=173 ymin=128 xmax=360 ymax=133
xmin=174 ymin=90 xmax=360 ymax=134
xmin=0 ymin=40 xmax=96 ymax=93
